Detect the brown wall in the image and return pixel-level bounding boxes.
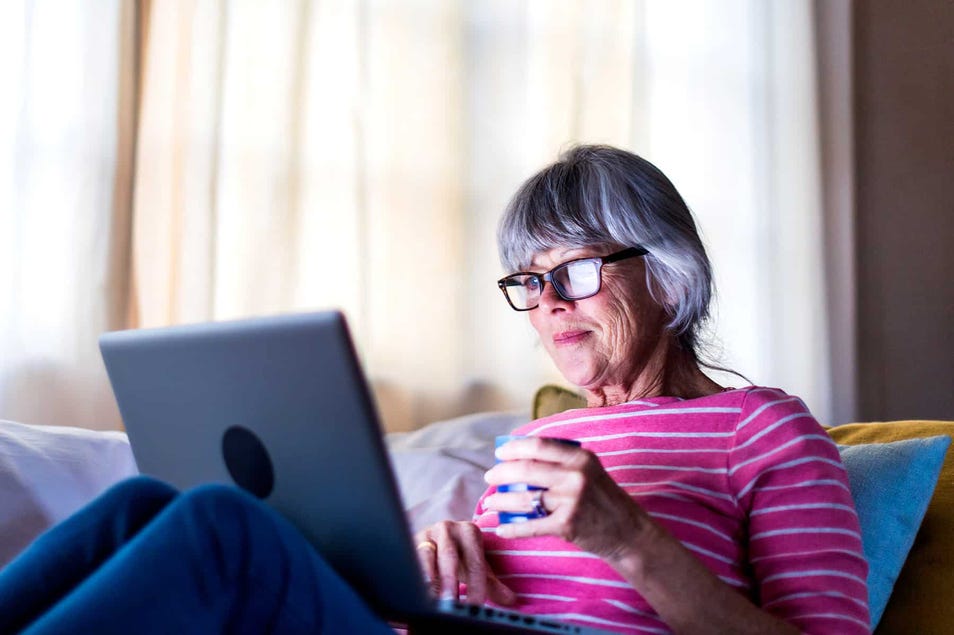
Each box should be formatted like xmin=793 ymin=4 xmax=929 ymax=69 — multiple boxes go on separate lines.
xmin=854 ymin=0 xmax=954 ymax=420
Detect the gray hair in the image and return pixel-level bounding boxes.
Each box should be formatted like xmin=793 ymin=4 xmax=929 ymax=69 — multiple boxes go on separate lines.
xmin=497 ymin=144 xmax=713 ymax=354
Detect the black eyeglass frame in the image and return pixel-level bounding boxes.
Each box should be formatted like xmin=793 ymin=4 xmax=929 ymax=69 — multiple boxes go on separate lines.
xmin=496 ymin=246 xmax=649 ymax=312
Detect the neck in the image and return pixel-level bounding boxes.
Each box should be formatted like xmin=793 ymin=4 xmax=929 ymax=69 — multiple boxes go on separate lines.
xmin=582 ymin=338 xmax=723 ymax=408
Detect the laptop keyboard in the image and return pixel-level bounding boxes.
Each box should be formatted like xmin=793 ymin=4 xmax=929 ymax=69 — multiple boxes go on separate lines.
xmin=437 ymin=598 xmax=603 ymax=634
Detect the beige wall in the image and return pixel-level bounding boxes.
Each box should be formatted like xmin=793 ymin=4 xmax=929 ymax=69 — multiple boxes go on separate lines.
xmin=854 ymin=0 xmax=954 ymax=420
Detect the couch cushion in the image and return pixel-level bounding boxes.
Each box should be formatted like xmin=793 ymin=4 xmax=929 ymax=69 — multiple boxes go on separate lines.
xmin=834 ymin=434 xmax=949 ymax=629
xmin=533 ymin=384 xmax=586 ymax=419
xmin=386 ymin=410 xmax=528 ymax=533
xmin=828 ymin=421 xmax=954 ymax=635
xmin=0 ymin=420 xmax=137 ymax=568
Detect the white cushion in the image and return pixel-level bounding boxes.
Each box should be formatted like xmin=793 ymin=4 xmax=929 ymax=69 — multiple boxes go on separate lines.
xmin=386 ymin=410 xmax=528 ymax=532
xmin=0 ymin=419 xmax=137 ymax=567
xmin=0 ymin=410 xmax=526 ymax=567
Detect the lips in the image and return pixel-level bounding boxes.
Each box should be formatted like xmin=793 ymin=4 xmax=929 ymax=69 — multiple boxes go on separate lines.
xmin=553 ymin=330 xmax=590 ymax=345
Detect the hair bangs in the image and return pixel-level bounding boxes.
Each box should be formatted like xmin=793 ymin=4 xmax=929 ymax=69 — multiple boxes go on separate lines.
xmin=498 ymin=165 xmax=620 ymax=271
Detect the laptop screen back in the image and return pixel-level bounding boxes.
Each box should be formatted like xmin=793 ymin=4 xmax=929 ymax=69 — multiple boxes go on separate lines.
xmin=99 ymin=311 xmax=431 ymax=620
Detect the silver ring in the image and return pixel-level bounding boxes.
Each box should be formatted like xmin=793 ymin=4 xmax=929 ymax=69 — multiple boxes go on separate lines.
xmin=530 ymin=489 xmax=548 ymax=518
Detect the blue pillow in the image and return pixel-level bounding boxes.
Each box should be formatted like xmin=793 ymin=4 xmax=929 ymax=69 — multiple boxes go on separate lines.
xmin=837 ymin=435 xmax=951 ymax=629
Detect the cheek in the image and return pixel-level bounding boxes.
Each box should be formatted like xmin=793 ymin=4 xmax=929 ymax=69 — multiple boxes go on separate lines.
xmin=599 ymin=283 xmax=661 ymax=349
xmin=527 ymin=311 xmax=545 ymax=336
xmin=605 ymin=304 xmax=640 ymax=352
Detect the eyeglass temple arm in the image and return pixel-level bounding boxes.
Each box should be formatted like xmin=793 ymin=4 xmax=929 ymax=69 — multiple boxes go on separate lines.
xmin=602 ymin=246 xmax=649 ymax=263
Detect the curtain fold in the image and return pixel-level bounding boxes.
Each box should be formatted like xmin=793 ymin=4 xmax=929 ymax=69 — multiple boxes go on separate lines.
xmin=0 ymin=0 xmax=136 ymax=430
xmin=131 ymin=0 xmax=833 ymax=431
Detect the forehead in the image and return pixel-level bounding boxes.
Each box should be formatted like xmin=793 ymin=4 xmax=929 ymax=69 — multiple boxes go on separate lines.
xmin=529 ymin=245 xmax=609 ymax=269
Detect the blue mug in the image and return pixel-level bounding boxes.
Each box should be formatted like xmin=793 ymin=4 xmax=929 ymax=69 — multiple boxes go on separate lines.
xmin=494 ymin=435 xmax=581 ymax=524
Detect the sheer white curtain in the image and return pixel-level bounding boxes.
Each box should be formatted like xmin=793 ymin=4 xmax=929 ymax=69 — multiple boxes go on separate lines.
xmin=0 ymin=0 xmax=134 ymax=430
xmin=132 ymin=0 xmax=832 ymax=431
xmin=1 ymin=0 xmax=834 ymax=432
xmin=639 ymin=1 xmax=832 ymax=420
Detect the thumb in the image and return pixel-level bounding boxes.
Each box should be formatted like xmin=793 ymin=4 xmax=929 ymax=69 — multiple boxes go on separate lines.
xmin=487 ymin=574 xmax=517 ymax=606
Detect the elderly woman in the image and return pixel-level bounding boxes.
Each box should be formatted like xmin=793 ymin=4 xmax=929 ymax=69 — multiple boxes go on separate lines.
xmin=413 ymin=145 xmax=870 ymax=634
xmin=0 ymin=145 xmax=868 ymax=635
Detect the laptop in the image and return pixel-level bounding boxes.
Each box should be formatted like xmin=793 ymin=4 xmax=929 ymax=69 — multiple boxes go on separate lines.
xmin=99 ymin=311 xmax=616 ymax=634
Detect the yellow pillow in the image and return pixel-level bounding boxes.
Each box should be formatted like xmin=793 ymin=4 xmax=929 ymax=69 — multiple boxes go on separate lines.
xmin=828 ymin=421 xmax=954 ymax=635
xmin=533 ymin=384 xmax=586 ymax=419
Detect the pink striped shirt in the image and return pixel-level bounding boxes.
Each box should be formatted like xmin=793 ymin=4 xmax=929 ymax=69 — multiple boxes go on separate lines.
xmin=473 ymin=387 xmax=870 ymax=634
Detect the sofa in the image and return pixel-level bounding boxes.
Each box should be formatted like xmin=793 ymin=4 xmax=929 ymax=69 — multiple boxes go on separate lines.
xmin=2 ymin=386 xmax=951 ymax=634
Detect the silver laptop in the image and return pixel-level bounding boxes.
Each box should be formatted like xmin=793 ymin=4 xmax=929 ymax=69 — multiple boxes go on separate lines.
xmin=99 ymin=311 xmax=615 ymax=634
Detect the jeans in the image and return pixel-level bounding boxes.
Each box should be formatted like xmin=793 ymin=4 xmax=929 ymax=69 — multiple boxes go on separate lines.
xmin=0 ymin=476 xmax=393 ymax=634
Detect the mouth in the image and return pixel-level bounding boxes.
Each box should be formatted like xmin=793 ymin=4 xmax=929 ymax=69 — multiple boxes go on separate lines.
xmin=553 ymin=330 xmax=590 ymax=346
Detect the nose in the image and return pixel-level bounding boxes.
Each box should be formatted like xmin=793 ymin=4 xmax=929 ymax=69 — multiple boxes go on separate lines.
xmin=537 ymin=279 xmax=571 ymax=312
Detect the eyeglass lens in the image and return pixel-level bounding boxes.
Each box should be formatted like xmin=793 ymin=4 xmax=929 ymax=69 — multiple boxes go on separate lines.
xmin=499 ymin=246 xmax=647 ymax=311
xmin=506 ymin=259 xmax=601 ymax=309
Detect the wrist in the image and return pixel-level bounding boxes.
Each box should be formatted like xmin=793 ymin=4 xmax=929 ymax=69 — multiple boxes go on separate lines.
xmin=603 ymin=509 xmax=666 ymax=585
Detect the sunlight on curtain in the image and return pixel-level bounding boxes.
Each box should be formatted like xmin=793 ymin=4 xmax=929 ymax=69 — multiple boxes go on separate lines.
xmin=638 ymin=2 xmax=832 ymax=420
xmin=132 ymin=0 xmax=831 ymax=431
xmin=0 ymin=0 xmax=134 ymax=430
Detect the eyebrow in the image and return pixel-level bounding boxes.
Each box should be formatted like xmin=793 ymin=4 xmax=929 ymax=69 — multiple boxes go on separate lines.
xmin=530 ymin=247 xmax=595 ymax=269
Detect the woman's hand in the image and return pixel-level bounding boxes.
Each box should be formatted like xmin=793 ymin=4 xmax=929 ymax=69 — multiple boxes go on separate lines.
xmin=482 ymin=436 xmax=653 ymax=563
xmin=413 ymin=521 xmax=517 ymax=606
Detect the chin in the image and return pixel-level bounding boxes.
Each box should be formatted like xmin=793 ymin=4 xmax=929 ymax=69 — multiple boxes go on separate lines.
xmin=555 ymin=363 xmax=599 ymax=389
xmin=549 ymin=349 xmax=602 ymax=387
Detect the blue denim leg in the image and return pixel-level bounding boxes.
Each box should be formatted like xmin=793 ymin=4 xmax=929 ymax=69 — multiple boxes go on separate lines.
xmin=20 ymin=482 xmax=393 ymax=634
xmin=0 ymin=475 xmax=178 ymax=633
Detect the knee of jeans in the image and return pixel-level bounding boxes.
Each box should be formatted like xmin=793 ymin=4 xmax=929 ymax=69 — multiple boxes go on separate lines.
xmin=105 ymin=475 xmax=178 ymax=506
xmin=173 ymin=484 xmax=261 ymax=540
xmin=171 ymin=485 xmax=262 ymax=573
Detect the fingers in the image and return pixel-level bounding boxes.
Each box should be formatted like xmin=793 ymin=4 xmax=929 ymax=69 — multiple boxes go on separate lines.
xmin=487 ymin=437 xmax=589 ymax=488
xmin=430 ymin=522 xmax=463 ymax=600
xmin=413 ymin=531 xmax=441 ymax=598
xmin=494 ymin=514 xmax=561 ymax=540
xmin=414 ymin=521 xmax=512 ymax=605
xmin=485 ymin=460 xmax=579 ymax=492
xmin=482 ymin=488 xmax=563 ymax=515
xmin=494 ymin=436 xmax=584 ymax=464
xmin=486 ymin=452 xmax=593 ymax=496
xmin=485 ymin=438 xmax=635 ymax=547
xmin=488 ymin=436 xmax=654 ymax=563
xmin=483 ymin=488 xmax=566 ymax=540
xmin=488 ymin=572 xmax=518 ymax=606
xmin=447 ymin=522 xmax=486 ymax=602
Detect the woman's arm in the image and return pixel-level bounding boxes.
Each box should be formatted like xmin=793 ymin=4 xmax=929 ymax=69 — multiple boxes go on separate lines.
xmin=725 ymin=390 xmax=870 ymax=632
xmin=607 ymin=515 xmax=800 ymax=634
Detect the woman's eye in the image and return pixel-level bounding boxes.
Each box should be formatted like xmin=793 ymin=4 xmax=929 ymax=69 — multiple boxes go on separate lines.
xmin=526 ymin=277 xmax=541 ymax=291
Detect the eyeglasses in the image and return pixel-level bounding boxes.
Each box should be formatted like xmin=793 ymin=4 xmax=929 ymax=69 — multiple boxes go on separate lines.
xmin=497 ymin=246 xmax=649 ymax=311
